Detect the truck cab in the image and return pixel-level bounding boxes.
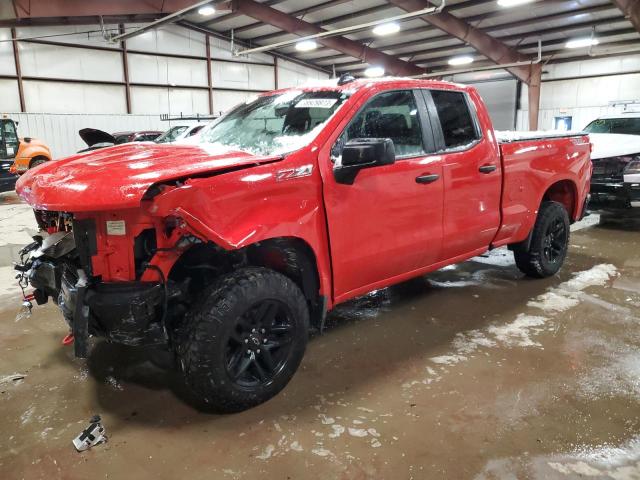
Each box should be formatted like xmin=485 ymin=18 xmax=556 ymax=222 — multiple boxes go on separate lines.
xmin=0 ymin=118 xmax=20 ymax=192
xmin=0 ymin=117 xmax=52 ymax=176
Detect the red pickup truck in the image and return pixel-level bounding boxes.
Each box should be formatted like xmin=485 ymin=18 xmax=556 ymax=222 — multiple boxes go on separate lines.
xmin=15 ymin=77 xmax=591 ymax=412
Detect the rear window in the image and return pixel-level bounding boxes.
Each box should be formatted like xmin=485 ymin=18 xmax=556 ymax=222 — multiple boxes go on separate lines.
xmin=431 ymin=90 xmax=479 ymax=149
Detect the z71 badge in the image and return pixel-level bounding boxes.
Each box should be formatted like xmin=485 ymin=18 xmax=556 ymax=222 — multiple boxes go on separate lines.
xmin=275 ymin=164 xmax=313 ymax=182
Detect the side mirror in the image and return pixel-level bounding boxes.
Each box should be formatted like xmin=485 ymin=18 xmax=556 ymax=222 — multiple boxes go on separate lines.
xmin=333 ymin=138 xmax=395 ymax=185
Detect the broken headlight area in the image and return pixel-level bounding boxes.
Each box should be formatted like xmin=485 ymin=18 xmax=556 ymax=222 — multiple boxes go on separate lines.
xmin=15 ymin=218 xmax=182 ymax=358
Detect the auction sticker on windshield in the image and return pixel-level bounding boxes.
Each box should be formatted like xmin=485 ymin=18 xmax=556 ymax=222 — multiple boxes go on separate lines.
xmin=295 ymin=98 xmax=338 ymax=109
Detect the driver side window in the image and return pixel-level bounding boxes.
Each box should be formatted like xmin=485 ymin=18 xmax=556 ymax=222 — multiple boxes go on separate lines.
xmin=333 ymin=90 xmax=425 ymax=160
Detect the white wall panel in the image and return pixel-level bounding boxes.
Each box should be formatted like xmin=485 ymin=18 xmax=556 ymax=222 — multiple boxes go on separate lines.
xmin=23 ymin=81 xmax=126 ymax=114
xmin=212 ymin=90 xmax=257 ymax=116
xmin=126 ymin=25 xmax=205 ymax=57
xmin=212 ymin=62 xmax=274 ymax=91
xmin=128 ymin=53 xmax=207 ymax=86
xmin=15 ymin=25 xmax=120 ymax=47
xmin=209 ymin=36 xmax=273 ymax=64
xmin=130 ymin=86 xmax=208 ymax=115
xmin=517 ymin=56 xmax=640 ymax=131
xmin=0 ymin=28 xmax=16 ymax=75
xmin=276 ymin=60 xmax=329 ymax=88
xmin=0 ymin=79 xmax=20 ymax=111
xmin=19 ymin=43 xmax=123 ymax=82
xmin=544 ymin=55 xmax=640 ymax=79
xmin=7 ymin=112 xmax=166 ymax=158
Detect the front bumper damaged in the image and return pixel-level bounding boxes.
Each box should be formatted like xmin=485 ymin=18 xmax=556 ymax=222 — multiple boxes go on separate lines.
xmin=16 ymin=230 xmax=169 ymax=358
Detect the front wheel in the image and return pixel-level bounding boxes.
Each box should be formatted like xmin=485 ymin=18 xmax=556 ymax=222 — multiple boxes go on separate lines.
xmin=176 ymin=267 xmax=309 ymax=412
xmin=513 ymin=201 xmax=570 ymax=278
xmin=29 ymin=158 xmax=47 ymax=169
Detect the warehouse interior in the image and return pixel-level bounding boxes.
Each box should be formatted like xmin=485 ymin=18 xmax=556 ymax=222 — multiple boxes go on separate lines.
xmin=1 ymin=0 xmax=640 ymax=478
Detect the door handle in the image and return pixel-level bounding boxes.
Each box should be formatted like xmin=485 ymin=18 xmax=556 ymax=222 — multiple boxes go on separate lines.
xmin=479 ymin=164 xmax=497 ymax=174
xmin=415 ymin=174 xmax=440 ymax=184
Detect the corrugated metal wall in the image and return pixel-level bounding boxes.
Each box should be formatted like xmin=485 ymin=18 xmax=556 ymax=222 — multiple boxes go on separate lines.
xmin=517 ymin=55 xmax=640 ymax=130
xmin=10 ymin=113 xmax=168 ymax=158
xmin=0 ymin=24 xmax=329 ymax=157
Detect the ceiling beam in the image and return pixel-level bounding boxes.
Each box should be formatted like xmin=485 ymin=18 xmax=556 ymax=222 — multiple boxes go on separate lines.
xmin=246 ymin=0 xmax=497 ymax=44
xmin=611 ymin=0 xmax=640 ymax=33
xmin=233 ymin=0 xmax=424 ymax=76
xmin=9 ymin=0 xmax=232 ymax=19
xmin=327 ymin=16 xmax=629 ymax=69
xmin=179 ymin=20 xmax=332 ymax=74
xmin=202 ymin=0 xmax=285 ymax=26
xmin=387 ymin=0 xmax=535 ymax=83
xmin=312 ymin=2 xmax=615 ymax=64
xmin=0 ymin=14 xmax=165 ymax=28
xmin=335 ymin=28 xmax=639 ymax=72
xmin=244 ymin=2 xmax=392 ymax=40
xmin=232 ymin=0 xmax=356 ymax=36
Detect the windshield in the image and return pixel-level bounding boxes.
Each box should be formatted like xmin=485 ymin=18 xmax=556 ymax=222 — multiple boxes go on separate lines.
xmin=198 ymin=90 xmax=351 ymax=155
xmin=156 ymin=126 xmax=189 ymax=143
xmin=584 ymin=117 xmax=640 ymax=135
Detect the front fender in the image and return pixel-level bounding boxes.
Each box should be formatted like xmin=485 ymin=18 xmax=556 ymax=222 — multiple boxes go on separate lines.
xmin=148 ymin=152 xmax=333 ymax=301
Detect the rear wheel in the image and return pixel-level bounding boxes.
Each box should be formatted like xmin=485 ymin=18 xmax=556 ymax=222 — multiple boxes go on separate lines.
xmin=513 ymin=201 xmax=570 ymax=278
xmin=176 ymin=267 xmax=309 ymax=412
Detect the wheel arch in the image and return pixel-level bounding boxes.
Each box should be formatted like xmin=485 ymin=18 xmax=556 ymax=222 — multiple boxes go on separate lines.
xmin=541 ymin=178 xmax=579 ymax=222
xmin=28 ymin=155 xmax=50 ymax=168
xmin=168 ymin=236 xmax=326 ymax=329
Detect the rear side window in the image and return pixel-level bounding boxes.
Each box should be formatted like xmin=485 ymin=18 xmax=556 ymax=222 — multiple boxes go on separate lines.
xmin=430 ymin=90 xmax=479 ymax=149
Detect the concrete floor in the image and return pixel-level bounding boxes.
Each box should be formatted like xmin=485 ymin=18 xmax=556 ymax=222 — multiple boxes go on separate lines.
xmin=1 ymin=190 xmax=639 ymax=480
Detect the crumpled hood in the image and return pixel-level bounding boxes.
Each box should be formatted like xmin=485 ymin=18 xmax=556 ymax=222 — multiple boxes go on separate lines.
xmin=16 ymin=142 xmax=281 ymax=211
xmin=589 ymin=133 xmax=640 ymax=160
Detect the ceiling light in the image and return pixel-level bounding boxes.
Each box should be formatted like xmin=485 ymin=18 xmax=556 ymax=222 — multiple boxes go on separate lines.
xmin=448 ymin=55 xmax=474 ymax=66
xmin=497 ymin=0 xmax=535 ymax=7
xmin=197 ymin=5 xmax=216 ymax=16
xmin=364 ymin=66 xmax=385 ymax=77
xmin=372 ymin=22 xmax=400 ymax=36
xmin=566 ymin=37 xmax=599 ymax=49
xmin=295 ymin=40 xmax=318 ymax=52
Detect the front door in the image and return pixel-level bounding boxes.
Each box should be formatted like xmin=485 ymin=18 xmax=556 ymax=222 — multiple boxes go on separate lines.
xmin=321 ymin=89 xmax=444 ymax=302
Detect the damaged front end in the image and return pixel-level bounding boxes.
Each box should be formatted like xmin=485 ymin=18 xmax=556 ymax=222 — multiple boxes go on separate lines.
xmin=15 ymin=212 xmax=178 ymax=358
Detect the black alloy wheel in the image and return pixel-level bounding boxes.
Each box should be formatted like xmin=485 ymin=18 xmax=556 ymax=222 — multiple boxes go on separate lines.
xmin=542 ymin=216 xmax=568 ymax=264
xmin=513 ymin=201 xmax=570 ymax=278
xmin=225 ymin=299 xmax=295 ymax=388
xmin=177 ymin=267 xmax=309 ymax=412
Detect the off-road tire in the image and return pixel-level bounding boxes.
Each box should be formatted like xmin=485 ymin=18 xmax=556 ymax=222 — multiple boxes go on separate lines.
xmin=176 ymin=267 xmax=309 ymax=413
xmin=514 ymin=201 xmax=570 ymax=278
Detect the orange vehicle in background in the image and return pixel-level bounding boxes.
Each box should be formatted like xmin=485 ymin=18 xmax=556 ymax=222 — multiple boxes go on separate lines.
xmin=1 ymin=116 xmax=52 ymax=175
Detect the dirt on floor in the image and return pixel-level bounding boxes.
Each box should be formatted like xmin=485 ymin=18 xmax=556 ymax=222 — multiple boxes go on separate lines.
xmin=1 ymin=191 xmax=639 ymax=479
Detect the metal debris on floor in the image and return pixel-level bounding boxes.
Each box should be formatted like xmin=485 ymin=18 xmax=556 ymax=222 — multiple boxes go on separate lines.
xmin=72 ymin=415 xmax=107 ymax=452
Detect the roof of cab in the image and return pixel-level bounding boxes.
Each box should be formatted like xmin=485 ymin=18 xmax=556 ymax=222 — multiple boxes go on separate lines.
xmin=265 ymin=76 xmax=472 ymax=96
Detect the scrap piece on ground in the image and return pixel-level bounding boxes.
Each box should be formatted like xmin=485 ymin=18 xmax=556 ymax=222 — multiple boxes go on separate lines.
xmin=72 ymin=415 xmax=107 ymax=452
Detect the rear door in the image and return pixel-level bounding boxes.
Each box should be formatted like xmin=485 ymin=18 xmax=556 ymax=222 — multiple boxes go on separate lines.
xmin=421 ymin=89 xmax=502 ymax=260
xmin=321 ymin=89 xmax=444 ymax=301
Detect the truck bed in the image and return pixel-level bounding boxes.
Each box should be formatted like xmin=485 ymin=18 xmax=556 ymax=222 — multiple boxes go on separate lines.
xmin=495 ymin=130 xmax=587 ymax=143
xmin=491 ymin=131 xmax=592 ymax=248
